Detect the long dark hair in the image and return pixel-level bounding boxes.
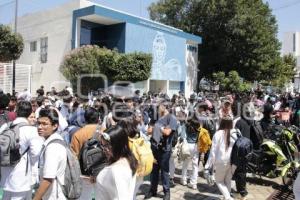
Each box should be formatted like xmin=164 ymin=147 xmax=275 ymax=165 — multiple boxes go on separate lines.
xmin=218 ymin=117 xmax=233 ymax=150
xmin=106 ymin=125 xmax=138 ymax=176
xmin=118 ymin=119 xmax=139 ymax=138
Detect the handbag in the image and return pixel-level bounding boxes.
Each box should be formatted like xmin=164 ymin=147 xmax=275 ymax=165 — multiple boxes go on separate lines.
xmin=180 ymin=139 xmax=191 ymax=160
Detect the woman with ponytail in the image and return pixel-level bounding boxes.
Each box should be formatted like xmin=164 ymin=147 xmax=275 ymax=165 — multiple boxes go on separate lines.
xmin=95 ymin=125 xmax=138 ymax=200
xmin=204 ymin=116 xmax=239 ymax=200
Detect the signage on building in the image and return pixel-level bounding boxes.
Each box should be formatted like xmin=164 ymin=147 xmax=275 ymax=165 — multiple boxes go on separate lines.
xmin=187 ymin=45 xmax=197 ymax=53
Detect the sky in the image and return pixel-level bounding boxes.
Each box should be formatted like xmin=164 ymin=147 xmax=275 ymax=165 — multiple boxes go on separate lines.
xmin=0 ymin=0 xmax=300 ymax=43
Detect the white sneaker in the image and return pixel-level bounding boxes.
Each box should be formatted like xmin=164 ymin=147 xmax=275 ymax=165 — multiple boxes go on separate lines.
xmin=240 ymin=196 xmax=248 ymax=200
xmin=187 ymin=183 xmax=197 ymax=190
xmin=180 ymin=179 xmax=187 ymax=186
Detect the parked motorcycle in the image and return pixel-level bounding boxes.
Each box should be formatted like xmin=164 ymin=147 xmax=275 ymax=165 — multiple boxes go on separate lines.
xmin=246 ymin=125 xmax=300 ymax=186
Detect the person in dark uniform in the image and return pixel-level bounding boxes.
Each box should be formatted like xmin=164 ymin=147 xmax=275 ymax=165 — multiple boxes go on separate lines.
xmin=144 ymin=100 xmax=177 ymax=200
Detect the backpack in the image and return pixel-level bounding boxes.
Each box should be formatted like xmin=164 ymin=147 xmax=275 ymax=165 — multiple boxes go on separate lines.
xmin=128 ymin=137 xmax=154 ymax=177
xmin=230 ymin=131 xmax=253 ymax=167
xmin=171 ymin=129 xmax=179 ymax=147
xmin=79 ymin=126 xmax=107 ymax=177
xmin=203 ymin=119 xmax=216 ymax=138
xmin=61 ymin=125 xmax=80 ymax=145
xmin=0 ymin=111 xmax=9 ymax=127
xmin=248 ymin=120 xmax=264 ymax=149
xmin=0 ymin=122 xmax=29 ymax=166
xmin=197 ymin=127 xmax=212 ymax=153
xmin=46 ymin=139 xmax=82 ymax=200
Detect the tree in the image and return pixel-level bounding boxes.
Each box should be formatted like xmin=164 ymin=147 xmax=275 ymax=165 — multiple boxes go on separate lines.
xmin=148 ymin=0 xmax=283 ymax=83
xmin=0 ymin=24 xmax=24 ymax=62
xmin=110 ymin=52 xmax=152 ymax=82
xmin=271 ymin=54 xmax=296 ymax=88
xmin=213 ymin=70 xmax=251 ymax=92
xmin=60 ymin=45 xmax=152 ymax=92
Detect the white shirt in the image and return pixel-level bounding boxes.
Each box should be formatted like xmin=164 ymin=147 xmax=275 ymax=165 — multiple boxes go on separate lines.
xmin=95 ymin=158 xmax=136 ymax=200
xmin=205 ymin=129 xmax=238 ymax=169
xmin=0 ymin=117 xmax=44 ymax=192
xmin=40 ymin=132 xmax=67 ymax=200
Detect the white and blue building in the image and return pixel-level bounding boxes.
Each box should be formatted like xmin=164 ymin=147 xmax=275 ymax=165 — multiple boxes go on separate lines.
xmin=14 ymin=0 xmax=201 ymax=97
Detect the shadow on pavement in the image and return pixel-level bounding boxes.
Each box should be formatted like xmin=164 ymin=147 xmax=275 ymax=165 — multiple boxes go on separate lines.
xmin=183 ymin=192 xmax=220 ymax=200
xmin=246 ymin=176 xmax=280 ymax=187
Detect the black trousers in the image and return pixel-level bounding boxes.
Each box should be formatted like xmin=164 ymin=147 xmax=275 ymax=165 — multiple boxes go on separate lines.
xmin=234 ymin=163 xmax=248 ymax=197
xmin=150 ymin=146 xmax=171 ymax=194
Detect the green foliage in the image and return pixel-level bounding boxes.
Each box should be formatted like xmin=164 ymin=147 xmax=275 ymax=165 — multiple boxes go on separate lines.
xmin=271 ymin=54 xmax=296 ymax=88
xmin=61 ymin=45 xmax=104 ymax=81
xmin=112 ymin=52 xmax=152 ymax=82
xmin=148 ymin=0 xmax=287 ymax=84
xmin=60 ymin=45 xmax=152 ymax=88
xmin=0 ymin=24 xmax=24 ymax=62
xmin=213 ymin=70 xmax=251 ymax=92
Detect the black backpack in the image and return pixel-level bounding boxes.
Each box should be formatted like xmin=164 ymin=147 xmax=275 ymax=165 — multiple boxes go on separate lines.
xmin=171 ymin=129 xmax=178 ymax=147
xmin=203 ymin=119 xmax=216 ymax=138
xmin=79 ymin=126 xmax=107 ymax=177
xmin=230 ymin=131 xmax=253 ymax=166
xmin=0 ymin=111 xmax=9 ymax=127
xmin=248 ymin=120 xmax=264 ymax=149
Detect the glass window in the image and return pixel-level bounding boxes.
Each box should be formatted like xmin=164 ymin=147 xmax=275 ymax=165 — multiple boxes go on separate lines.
xmin=40 ymin=37 xmax=48 ymax=63
xmin=30 ymin=41 xmax=37 ymax=52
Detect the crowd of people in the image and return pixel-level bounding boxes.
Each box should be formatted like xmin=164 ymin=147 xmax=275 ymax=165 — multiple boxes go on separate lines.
xmin=0 ymin=85 xmax=300 ymax=200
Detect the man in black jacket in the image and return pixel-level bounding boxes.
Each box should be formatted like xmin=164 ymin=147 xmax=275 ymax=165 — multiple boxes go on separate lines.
xmin=232 ymin=101 xmax=251 ymax=200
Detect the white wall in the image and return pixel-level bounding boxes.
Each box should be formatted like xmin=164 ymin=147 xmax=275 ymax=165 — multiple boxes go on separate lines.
xmin=282 ymin=32 xmax=300 ymax=91
xmin=185 ymin=41 xmax=198 ymax=98
xmin=16 ymin=0 xmax=94 ymax=94
xmin=282 ymin=32 xmax=300 ymax=56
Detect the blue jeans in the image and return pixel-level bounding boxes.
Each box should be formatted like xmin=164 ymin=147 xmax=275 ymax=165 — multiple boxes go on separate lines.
xmin=150 ymin=146 xmax=171 ymax=194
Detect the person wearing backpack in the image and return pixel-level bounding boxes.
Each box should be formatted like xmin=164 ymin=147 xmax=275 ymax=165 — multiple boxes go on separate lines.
xmin=95 ymin=125 xmax=138 ymax=200
xmin=195 ymin=102 xmax=216 ymax=167
xmin=232 ymin=102 xmax=251 ymax=200
xmin=33 ymin=108 xmax=67 ymax=200
xmin=0 ymin=93 xmax=10 ymax=127
xmin=0 ymin=100 xmax=44 ymax=200
xmin=70 ymin=107 xmax=101 ymax=200
xmin=180 ymin=113 xmax=200 ymax=190
xmin=204 ymin=116 xmax=238 ymax=200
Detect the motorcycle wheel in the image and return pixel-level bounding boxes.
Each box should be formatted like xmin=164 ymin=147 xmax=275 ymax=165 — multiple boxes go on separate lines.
xmin=282 ymin=167 xmax=297 ymax=187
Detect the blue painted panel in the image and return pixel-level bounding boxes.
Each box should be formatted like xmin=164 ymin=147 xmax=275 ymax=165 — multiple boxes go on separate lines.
xmin=126 ymin=23 xmax=186 ymax=82
xmin=73 ymin=6 xmax=202 ymax=44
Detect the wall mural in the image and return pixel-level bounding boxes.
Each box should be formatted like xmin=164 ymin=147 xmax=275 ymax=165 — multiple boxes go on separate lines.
xmin=151 ymin=32 xmax=183 ymax=81
xmin=125 ymin=23 xmax=186 ymax=81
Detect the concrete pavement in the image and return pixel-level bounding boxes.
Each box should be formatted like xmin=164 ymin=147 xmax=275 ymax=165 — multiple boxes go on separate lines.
xmin=136 ymin=160 xmax=284 ymax=200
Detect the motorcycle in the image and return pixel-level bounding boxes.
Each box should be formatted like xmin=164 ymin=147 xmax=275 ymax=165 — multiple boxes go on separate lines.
xmin=246 ymin=125 xmax=300 ymax=186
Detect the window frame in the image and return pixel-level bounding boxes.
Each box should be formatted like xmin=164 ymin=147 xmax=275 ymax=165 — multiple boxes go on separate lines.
xmin=30 ymin=41 xmax=37 ymax=52
xmin=40 ymin=37 xmax=48 ymax=63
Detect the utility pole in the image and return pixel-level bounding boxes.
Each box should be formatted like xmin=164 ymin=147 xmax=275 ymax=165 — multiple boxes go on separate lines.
xmin=12 ymin=0 xmax=18 ymax=95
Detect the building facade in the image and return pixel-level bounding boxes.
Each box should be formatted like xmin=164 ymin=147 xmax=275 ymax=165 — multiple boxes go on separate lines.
xmin=15 ymin=0 xmax=201 ymax=97
xmin=282 ymin=32 xmax=300 ymax=91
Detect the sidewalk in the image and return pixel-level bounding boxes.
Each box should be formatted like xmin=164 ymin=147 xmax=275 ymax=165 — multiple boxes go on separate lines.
xmin=136 ymin=160 xmax=282 ymax=200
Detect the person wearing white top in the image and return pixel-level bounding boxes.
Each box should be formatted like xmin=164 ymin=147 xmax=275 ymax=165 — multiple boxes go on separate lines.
xmin=0 ymin=101 xmax=44 ymax=200
xmin=95 ymin=125 xmax=137 ymax=200
xmin=205 ymin=117 xmax=238 ymax=200
xmin=33 ymin=108 xmax=67 ymax=200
